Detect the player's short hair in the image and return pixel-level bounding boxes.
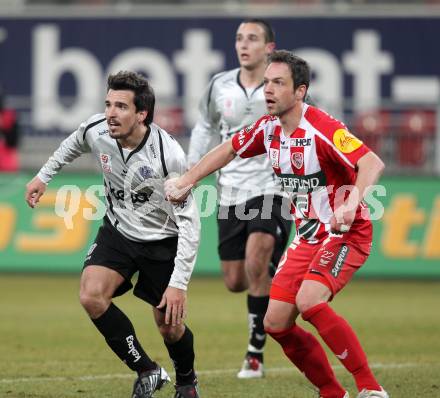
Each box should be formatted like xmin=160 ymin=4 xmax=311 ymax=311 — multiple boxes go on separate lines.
xmin=241 ymin=18 xmax=275 ymax=43
xmin=107 ymin=71 xmax=155 ymax=126
xmin=268 ymin=50 xmax=310 ymax=92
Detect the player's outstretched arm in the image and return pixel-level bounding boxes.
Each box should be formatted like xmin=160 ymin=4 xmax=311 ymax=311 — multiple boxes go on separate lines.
xmin=165 ymin=139 xmax=236 ymax=203
xmin=354 ymin=151 xmax=385 ymax=192
xmin=25 ymin=175 xmax=47 ymax=208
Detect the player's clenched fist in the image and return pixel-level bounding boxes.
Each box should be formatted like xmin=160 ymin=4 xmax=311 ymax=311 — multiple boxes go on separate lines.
xmin=25 ymin=176 xmax=47 ymax=208
xmin=164 ymin=177 xmax=193 ymax=203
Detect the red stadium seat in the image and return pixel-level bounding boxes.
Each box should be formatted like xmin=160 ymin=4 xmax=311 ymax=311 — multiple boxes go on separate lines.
xmin=153 ymin=107 xmax=185 ymax=136
xmin=353 ymin=110 xmax=390 ymax=154
xmin=397 ymin=109 xmax=436 ymax=166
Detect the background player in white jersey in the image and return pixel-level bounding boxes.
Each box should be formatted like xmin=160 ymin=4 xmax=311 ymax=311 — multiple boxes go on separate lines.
xmin=188 ymin=19 xmax=292 ymax=378
xmin=25 ymin=71 xmax=201 ymax=398
xmin=165 ymin=51 xmax=389 ymax=398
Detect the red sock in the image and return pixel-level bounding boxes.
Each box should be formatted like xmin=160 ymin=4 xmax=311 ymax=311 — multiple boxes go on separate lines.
xmin=303 ymin=303 xmax=381 ymax=392
xmin=267 ymin=325 xmax=346 ymax=398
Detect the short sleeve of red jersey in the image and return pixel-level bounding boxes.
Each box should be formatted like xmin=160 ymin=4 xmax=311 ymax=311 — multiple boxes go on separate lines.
xmin=312 ymin=112 xmax=370 ymax=168
xmin=231 ymin=116 xmax=268 ymax=158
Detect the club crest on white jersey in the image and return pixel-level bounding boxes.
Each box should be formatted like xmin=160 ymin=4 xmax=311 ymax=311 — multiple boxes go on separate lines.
xmin=100 ymin=153 xmax=112 ymax=173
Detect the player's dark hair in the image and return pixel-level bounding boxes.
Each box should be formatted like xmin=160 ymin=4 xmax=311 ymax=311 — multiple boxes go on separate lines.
xmin=242 ymin=18 xmax=275 ymax=43
xmin=107 ymin=71 xmax=155 ymax=126
xmin=268 ymin=50 xmax=310 ymax=93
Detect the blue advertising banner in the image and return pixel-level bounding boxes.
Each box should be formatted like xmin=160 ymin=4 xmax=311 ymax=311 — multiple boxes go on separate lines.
xmin=0 ymin=17 xmax=438 ymax=133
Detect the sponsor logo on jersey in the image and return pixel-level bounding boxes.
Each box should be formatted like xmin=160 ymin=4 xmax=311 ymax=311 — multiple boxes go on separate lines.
xmin=333 ymin=129 xmax=363 ymax=153
xmin=100 ymin=153 xmax=112 ymax=173
xmin=267 ymin=134 xmax=280 ymax=142
xmin=291 ymin=152 xmax=304 ymax=169
xmin=278 ymin=171 xmax=326 ymax=193
xmin=244 ymin=122 xmax=255 ymax=134
xmin=149 ymin=143 xmax=157 ymax=158
xmin=331 ymin=244 xmax=349 ymax=277
xmin=291 ymin=138 xmax=312 ymax=147
xmin=238 ymin=131 xmax=246 ymax=146
xmin=269 ymin=148 xmax=280 ymax=168
xmin=236 ymin=122 xmax=256 ymax=145
xmin=174 ymin=200 xmax=187 ymax=209
xmin=244 ymin=105 xmax=253 ymax=116
xmin=108 ymin=181 xmax=153 ymax=205
xmin=98 ymin=129 xmax=109 ymax=136
xmin=139 ymin=165 xmax=154 ymax=179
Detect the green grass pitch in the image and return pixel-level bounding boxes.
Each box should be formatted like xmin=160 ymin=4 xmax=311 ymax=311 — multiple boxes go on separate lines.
xmin=1 ymin=275 xmax=439 ymax=397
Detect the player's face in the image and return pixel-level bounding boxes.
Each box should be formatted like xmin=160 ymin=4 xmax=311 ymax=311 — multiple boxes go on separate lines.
xmin=264 ymin=62 xmax=296 ymax=116
xmin=264 ymin=62 xmax=304 ymax=117
xmin=105 ymin=89 xmax=144 ymax=139
xmin=235 ymin=23 xmax=273 ymax=70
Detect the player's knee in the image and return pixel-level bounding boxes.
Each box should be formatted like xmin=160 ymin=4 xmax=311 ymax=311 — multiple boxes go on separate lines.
xmin=263 ymin=312 xmax=286 ymax=332
xmin=225 ymin=280 xmax=247 ymax=292
xmin=79 ymin=290 xmax=108 ymax=316
xmin=158 ymin=323 xmax=184 ymax=343
xmin=223 ymin=275 xmax=247 ymax=292
xmin=263 ymin=315 xmax=275 ymax=331
xmin=295 ymin=294 xmax=319 ymax=314
xmin=245 ymin=259 xmax=269 ymax=282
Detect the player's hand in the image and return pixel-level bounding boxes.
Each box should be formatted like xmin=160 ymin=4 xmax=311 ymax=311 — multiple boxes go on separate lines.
xmin=156 ymin=286 xmax=187 ymax=326
xmin=25 ymin=176 xmax=47 ymax=208
xmin=164 ymin=177 xmax=193 ymax=204
xmin=330 ymin=205 xmax=356 ymax=234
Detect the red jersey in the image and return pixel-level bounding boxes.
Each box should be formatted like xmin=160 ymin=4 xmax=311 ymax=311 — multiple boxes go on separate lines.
xmin=231 ymin=104 xmax=372 ymax=244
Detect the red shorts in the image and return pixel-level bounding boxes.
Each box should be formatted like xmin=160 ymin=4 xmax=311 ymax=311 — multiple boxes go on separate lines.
xmin=270 ymin=233 xmax=372 ymax=304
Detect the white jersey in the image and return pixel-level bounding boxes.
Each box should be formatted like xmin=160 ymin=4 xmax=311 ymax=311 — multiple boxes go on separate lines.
xmin=37 ymin=113 xmax=200 ymax=290
xmin=188 ymin=68 xmax=283 ymax=206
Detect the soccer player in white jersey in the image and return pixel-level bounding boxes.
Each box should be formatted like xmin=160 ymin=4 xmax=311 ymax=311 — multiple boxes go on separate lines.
xmin=25 ymin=71 xmax=201 ymax=398
xmin=188 ymin=19 xmax=292 ymax=378
xmin=166 ymin=51 xmax=389 ymax=398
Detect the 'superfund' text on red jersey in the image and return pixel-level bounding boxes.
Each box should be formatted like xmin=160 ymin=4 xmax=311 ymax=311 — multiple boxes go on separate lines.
xmin=231 ymin=104 xmax=372 ymax=244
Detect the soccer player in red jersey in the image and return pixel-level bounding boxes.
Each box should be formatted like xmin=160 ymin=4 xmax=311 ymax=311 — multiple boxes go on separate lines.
xmin=165 ymin=50 xmax=388 ymax=398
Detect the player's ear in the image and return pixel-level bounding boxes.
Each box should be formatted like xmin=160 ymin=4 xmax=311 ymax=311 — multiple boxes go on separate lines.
xmin=138 ymin=110 xmax=147 ymax=124
xmin=295 ymin=85 xmax=307 ymax=101
xmin=266 ymin=42 xmax=276 ymax=54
